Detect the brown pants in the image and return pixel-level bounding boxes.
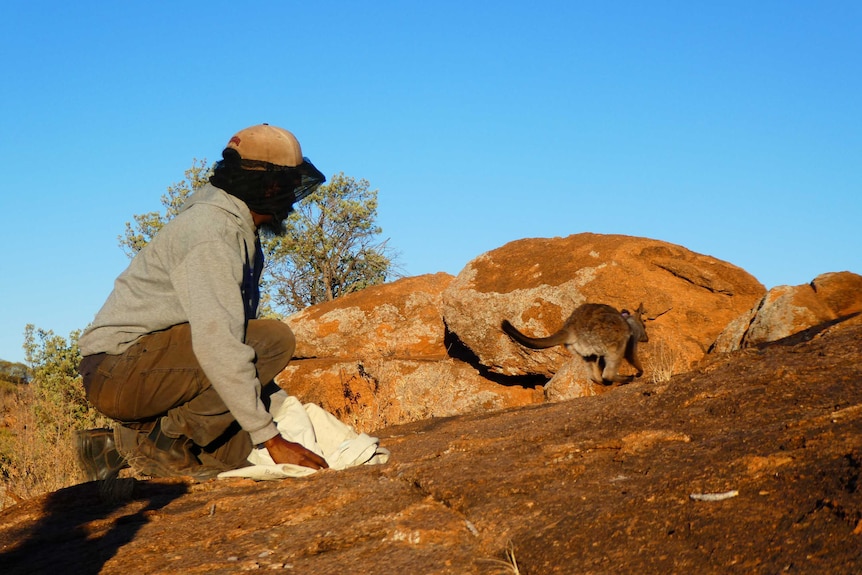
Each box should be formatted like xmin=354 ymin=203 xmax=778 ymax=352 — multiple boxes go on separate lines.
xmin=79 ymin=319 xmax=296 ymax=469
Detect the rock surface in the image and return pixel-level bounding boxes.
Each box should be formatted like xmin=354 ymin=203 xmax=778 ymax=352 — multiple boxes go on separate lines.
xmin=2 ymin=322 xmax=860 ymax=574
xmin=278 ymin=356 xmax=542 ymax=432
xmin=712 ymin=270 xmax=862 ymax=352
xmin=287 ymin=272 xmax=456 ymax=361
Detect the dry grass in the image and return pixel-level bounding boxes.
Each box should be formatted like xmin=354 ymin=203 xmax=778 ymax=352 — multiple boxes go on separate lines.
xmin=0 ymin=383 xmax=87 ymax=509
xmin=482 ymin=540 xmax=523 ymax=574
xmin=647 ymin=339 xmax=683 ymax=384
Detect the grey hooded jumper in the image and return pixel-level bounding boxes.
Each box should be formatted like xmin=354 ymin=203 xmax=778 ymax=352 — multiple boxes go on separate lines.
xmin=79 ymin=183 xmax=280 ymax=446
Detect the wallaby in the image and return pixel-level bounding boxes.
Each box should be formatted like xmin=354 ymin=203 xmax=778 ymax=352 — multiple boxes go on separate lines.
xmin=501 ymin=302 xmax=649 ymax=385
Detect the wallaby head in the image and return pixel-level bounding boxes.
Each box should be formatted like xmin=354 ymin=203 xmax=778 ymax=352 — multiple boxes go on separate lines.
xmin=620 ymin=303 xmax=649 ymax=343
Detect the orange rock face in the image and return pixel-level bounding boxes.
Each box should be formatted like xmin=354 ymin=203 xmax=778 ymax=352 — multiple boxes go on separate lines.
xmin=286 ymin=272 xmax=456 ymax=360
xmin=713 ymin=271 xmax=862 ymax=352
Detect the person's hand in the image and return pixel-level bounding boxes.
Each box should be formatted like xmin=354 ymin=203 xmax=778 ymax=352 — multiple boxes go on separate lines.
xmin=263 ymin=435 xmax=329 ymax=470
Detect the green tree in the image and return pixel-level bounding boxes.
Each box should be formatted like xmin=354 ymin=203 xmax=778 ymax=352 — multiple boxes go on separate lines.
xmin=22 ymin=326 xmax=106 ymax=434
xmin=119 ymin=158 xmax=212 ymax=257
xmin=266 ymin=172 xmax=398 ymax=312
xmin=0 ymin=327 xmax=108 ymax=502
xmin=120 ymin=163 xmax=399 ymax=315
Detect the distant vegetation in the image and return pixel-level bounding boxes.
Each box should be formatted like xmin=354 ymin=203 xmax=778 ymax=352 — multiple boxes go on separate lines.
xmin=0 ymin=360 xmax=28 ymax=385
xmin=0 ymin=326 xmax=109 ymax=508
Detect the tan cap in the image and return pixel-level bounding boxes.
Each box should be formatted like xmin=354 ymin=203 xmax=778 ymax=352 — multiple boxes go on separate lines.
xmin=225 ymin=123 xmax=304 ymax=168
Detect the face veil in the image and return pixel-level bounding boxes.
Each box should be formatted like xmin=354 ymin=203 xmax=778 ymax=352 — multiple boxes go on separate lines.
xmin=211 ymin=152 xmax=326 ymax=221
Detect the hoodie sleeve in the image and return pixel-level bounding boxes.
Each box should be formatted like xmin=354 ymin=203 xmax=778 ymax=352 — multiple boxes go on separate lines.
xmin=169 ymin=235 xmax=279 ymax=446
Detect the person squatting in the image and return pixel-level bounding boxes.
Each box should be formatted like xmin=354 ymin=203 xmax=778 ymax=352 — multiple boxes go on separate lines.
xmin=76 ymin=124 xmax=330 ymax=481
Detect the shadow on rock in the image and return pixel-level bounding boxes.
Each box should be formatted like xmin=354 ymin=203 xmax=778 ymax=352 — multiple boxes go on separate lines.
xmin=0 ymin=478 xmax=188 ymax=574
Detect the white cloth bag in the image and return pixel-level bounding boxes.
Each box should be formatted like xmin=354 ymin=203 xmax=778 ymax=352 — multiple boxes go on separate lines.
xmin=218 ymin=392 xmax=390 ymax=481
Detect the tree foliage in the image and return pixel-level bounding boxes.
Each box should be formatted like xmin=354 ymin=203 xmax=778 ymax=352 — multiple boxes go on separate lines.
xmin=22 ymin=326 xmax=107 ymax=435
xmin=118 ymin=159 xmax=212 ymax=257
xmin=0 ymin=327 xmax=107 ymax=502
xmin=266 ymin=172 xmax=398 ymax=312
xmin=119 ymin=162 xmax=399 ymax=315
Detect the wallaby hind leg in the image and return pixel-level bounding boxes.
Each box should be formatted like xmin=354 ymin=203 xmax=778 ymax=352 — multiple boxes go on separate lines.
xmin=582 ymin=357 xmax=604 ymax=384
xmin=626 ymin=348 xmax=644 ymax=378
xmin=601 ymin=355 xmax=633 ymax=384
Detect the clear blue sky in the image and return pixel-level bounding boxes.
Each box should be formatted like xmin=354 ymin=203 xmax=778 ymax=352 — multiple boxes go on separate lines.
xmin=1 ymin=1 xmax=860 ymax=364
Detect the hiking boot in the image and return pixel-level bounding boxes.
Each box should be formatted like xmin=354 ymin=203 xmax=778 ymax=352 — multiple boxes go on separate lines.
xmin=134 ymin=419 xmax=222 ymax=481
xmin=74 ymin=428 xmax=130 ymax=482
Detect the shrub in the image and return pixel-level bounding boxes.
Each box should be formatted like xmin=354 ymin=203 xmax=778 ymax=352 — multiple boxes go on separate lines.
xmin=0 ymin=326 xmax=110 ymax=508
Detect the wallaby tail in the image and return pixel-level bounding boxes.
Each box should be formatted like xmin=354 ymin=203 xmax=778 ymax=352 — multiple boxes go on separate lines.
xmin=501 ymin=319 xmax=570 ymax=349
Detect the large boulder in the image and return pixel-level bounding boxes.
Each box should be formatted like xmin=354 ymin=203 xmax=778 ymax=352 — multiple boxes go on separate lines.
xmin=440 ymin=233 xmax=766 ymax=397
xmin=812 ymin=271 xmax=862 ymax=316
xmin=287 ymin=272 xmax=455 ymax=360
xmin=278 ymin=273 xmax=543 ymax=431
xmin=712 ymin=271 xmax=862 ymax=352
